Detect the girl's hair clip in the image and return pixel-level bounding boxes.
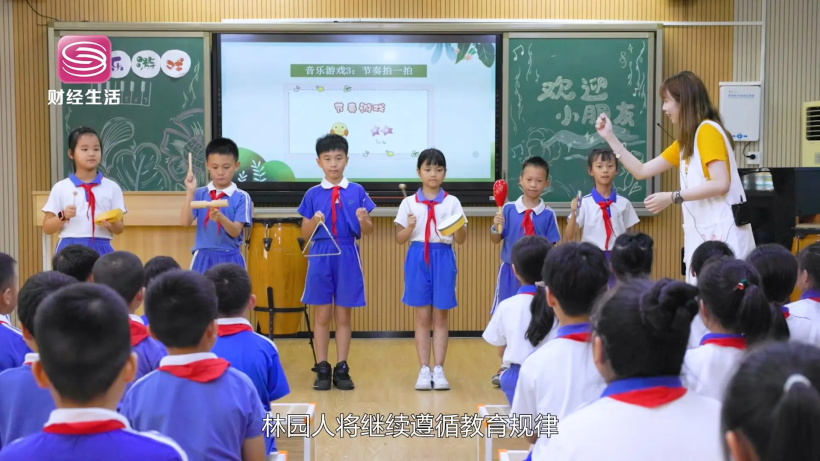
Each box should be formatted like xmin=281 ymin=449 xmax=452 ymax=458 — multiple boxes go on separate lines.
xmin=736 ymin=278 xmax=749 ymax=291
xmin=535 ymin=281 xmax=546 ymax=287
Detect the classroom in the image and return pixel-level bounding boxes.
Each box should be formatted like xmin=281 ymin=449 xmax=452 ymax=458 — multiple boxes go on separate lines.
xmin=0 ymin=0 xmax=819 ymax=460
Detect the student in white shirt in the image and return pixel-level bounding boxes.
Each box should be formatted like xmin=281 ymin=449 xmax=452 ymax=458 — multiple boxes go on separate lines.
xmin=482 ymin=236 xmax=553 ymax=405
xmin=746 ymin=244 xmax=820 ymax=346
xmin=788 ymin=242 xmax=820 ymax=323
xmin=41 ymin=127 xmax=126 ymax=256
xmin=683 ymin=258 xmax=788 ymax=401
xmin=686 ymin=240 xmax=736 ymax=349
xmin=511 ymin=242 xmax=610 ymax=460
xmin=609 ymin=232 xmax=654 ymax=284
xmin=722 ymin=341 xmax=820 ymax=461
xmin=542 ymin=278 xmax=723 ymax=461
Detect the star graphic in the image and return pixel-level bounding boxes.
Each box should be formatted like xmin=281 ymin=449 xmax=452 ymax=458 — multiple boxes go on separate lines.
xmin=381 ymin=126 xmax=393 ymax=135
xmin=370 ymin=126 xmax=381 ymax=136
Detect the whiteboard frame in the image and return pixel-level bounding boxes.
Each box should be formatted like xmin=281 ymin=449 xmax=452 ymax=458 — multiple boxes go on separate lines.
xmin=502 ymin=29 xmax=663 ymax=216
xmin=48 ymin=29 xmax=211 ymax=185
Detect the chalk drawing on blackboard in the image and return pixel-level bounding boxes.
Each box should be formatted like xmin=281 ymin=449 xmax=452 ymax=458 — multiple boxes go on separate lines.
xmin=511 ymin=67 xmax=523 ymax=133
xmin=535 ymin=69 xmax=540 ymax=83
xmin=161 ymin=108 xmax=207 ymax=187
xmin=633 ymin=42 xmax=647 ymax=113
xmin=182 ymin=62 xmax=201 ymax=110
xmin=525 ymin=43 xmax=533 ymax=82
xmin=512 ymin=45 xmax=524 ymax=61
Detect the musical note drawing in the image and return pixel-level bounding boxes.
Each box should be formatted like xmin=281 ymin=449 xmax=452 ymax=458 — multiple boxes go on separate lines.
xmin=512 ymin=45 xmax=524 ymax=61
xmin=525 ymin=43 xmax=534 ymax=82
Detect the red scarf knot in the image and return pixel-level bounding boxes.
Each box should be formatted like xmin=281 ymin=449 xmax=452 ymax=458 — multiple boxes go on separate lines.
xmin=522 ymin=209 xmax=535 ymax=236
xmin=203 ymin=190 xmax=227 ymax=234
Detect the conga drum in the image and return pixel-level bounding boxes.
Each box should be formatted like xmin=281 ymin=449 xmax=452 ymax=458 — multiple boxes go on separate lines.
xmin=247 ymin=217 xmax=307 ymax=335
xmin=788 ymin=225 xmax=820 ymax=302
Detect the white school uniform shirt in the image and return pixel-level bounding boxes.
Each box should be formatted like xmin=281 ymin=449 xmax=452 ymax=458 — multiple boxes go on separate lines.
xmin=785 ymin=312 xmax=820 ymax=346
xmin=682 ymin=337 xmax=745 ymax=401
xmin=687 ymin=315 xmax=710 ymax=349
xmin=394 ymin=190 xmax=467 ymax=244
xmin=42 ymin=176 xmax=126 ymax=240
xmin=540 ymin=391 xmax=723 ymax=461
xmin=786 ymin=296 xmax=820 ymax=324
xmin=511 ymin=324 xmax=605 ymax=460
xmin=575 ymin=191 xmax=639 ymax=251
xmin=482 ymin=288 xmax=557 ymax=365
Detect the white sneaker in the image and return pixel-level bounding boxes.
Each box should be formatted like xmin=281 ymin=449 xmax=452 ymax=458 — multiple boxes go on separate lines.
xmin=415 ymin=366 xmax=432 ymax=390
xmin=432 ymin=366 xmax=450 ymax=390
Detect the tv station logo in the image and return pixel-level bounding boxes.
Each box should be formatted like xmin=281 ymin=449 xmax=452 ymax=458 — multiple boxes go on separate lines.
xmin=49 ymin=35 xmax=120 ymax=105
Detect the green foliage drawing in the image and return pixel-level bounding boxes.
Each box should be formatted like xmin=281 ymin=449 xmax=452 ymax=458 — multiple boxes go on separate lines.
xmin=251 ymin=160 xmax=267 ymax=182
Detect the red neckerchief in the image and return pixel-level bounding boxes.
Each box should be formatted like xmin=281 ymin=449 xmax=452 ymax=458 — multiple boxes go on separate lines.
xmin=782 ymin=306 xmax=791 ymax=319
xmin=591 ymin=188 xmax=616 ymax=249
xmin=44 ymin=419 xmax=126 ymax=435
xmin=556 ymin=323 xmax=591 ymax=342
xmin=602 ymin=376 xmax=687 ymax=408
xmin=517 ymin=285 xmax=537 ymax=296
xmin=158 ymin=358 xmax=231 ymax=383
xmin=217 ymin=323 xmax=253 ymax=337
xmin=522 ymin=209 xmax=535 ymax=236
xmin=203 ymin=190 xmax=227 ymax=234
xmin=129 ymin=319 xmax=149 ymax=347
xmin=330 ymin=186 xmax=341 ymax=236
xmin=699 ymin=333 xmax=747 ymax=349
xmin=70 ymin=172 xmax=102 ymax=239
xmin=415 ymin=190 xmax=448 ymax=265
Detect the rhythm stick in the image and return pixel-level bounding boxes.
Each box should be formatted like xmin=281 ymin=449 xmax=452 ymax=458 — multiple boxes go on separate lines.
xmin=190 ymin=200 xmax=228 ymax=209
xmin=72 ymin=190 xmax=77 ymax=207
xmin=398 ymin=183 xmax=408 ymax=198
xmin=493 ymin=180 xmax=508 ymax=233
xmin=187 ymin=152 xmax=193 ymax=176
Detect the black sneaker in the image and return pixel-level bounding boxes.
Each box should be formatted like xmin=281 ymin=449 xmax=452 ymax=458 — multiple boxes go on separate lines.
xmin=312 ymin=361 xmax=331 ymax=391
xmin=333 ymin=361 xmax=355 ymax=390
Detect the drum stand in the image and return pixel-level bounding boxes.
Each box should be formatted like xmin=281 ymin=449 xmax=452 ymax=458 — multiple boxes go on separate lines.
xmin=254 ymin=286 xmax=317 ymax=364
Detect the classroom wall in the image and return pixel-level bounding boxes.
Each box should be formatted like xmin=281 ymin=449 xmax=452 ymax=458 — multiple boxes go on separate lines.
xmin=1 ymin=0 xmax=18 ymax=261
xmin=11 ymin=0 xmax=738 ymax=331
xmin=733 ymin=0 xmax=820 ymax=168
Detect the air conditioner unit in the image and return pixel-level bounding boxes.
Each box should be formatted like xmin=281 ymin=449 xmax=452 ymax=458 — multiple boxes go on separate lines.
xmin=802 ymin=101 xmax=820 ymax=166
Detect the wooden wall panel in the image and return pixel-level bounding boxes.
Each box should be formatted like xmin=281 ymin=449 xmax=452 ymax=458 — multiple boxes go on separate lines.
xmin=14 ymin=0 xmax=735 ymax=331
xmin=1 ymin=0 xmax=18 ymax=260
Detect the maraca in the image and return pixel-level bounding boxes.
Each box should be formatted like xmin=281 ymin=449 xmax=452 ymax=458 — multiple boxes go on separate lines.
xmin=493 ymin=179 xmax=508 ymax=233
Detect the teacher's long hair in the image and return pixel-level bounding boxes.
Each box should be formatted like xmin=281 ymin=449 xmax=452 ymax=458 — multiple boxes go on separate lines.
xmin=660 ymin=71 xmax=733 ymax=160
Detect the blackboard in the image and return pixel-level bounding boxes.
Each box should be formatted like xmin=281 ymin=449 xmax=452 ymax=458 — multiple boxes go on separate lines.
xmin=504 ymin=33 xmax=657 ymax=203
xmin=59 ymin=35 xmax=207 ymax=191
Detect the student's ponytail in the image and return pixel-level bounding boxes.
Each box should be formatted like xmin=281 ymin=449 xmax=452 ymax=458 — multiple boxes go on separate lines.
xmin=526 ymin=285 xmax=555 ymax=347
xmin=766 ymin=374 xmax=820 ymax=461
xmin=735 ymin=280 xmax=789 ymax=345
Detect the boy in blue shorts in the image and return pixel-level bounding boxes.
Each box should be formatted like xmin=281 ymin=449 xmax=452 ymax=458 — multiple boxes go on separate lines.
xmin=180 ymin=138 xmax=253 ymax=274
xmin=0 ymin=283 xmax=186 ymax=460
xmin=298 ymin=134 xmax=375 ymax=391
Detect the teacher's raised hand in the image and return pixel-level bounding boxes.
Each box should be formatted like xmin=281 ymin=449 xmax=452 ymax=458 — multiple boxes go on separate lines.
xmin=595 ymin=113 xmax=615 ymax=142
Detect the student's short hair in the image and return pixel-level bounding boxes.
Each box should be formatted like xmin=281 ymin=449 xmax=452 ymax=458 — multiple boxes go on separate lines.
xmin=144 ymin=256 xmax=181 ymax=288
xmin=746 ymin=244 xmax=798 ymax=306
xmin=92 ymin=251 xmax=144 ymax=304
xmin=690 ymin=240 xmax=735 ymax=276
xmin=592 ymin=278 xmax=699 ymax=378
xmin=35 ymin=283 xmax=132 ymax=404
xmin=315 ymin=134 xmax=348 ymax=157
xmin=205 ymin=137 xmax=239 ymax=161
xmin=18 ymin=271 xmax=78 ymax=338
xmin=521 ymin=156 xmax=549 ymax=178
xmin=722 ymin=342 xmax=820 ymax=461
xmin=145 ymin=270 xmax=217 ymax=348
xmin=0 ymin=252 xmax=16 ymax=292
xmin=587 ymin=148 xmax=619 ymax=169
xmin=798 ymin=242 xmax=820 ymax=290
xmin=205 ymin=263 xmax=252 ymax=317
xmin=416 ymin=148 xmax=446 ymax=170
xmin=610 ymin=232 xmax=654 ymax=281
xmin=511 ymin=236 xmax=553 ymax=285
xmin=52 ymin=245 xmax=100 ymax=281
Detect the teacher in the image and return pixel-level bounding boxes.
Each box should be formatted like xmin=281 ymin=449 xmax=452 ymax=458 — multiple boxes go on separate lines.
xmin=596 ymin=70 xmax=754 ymax=283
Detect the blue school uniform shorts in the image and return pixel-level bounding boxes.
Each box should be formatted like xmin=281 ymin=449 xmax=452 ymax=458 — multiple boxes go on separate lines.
xmin=302 ymin=239 xmax=366 ymax=308
xmin=491 ymin=262 xmax=521 ymax=315
xmin=499 ymin=363 xmax=521 ymax=406
xmin=56 ymin=237 xmax=113 ymax=256
xmin=190 ymin=248 xmax=245 ymax=274
xmin=402 ymin=242 xmax=458 ymax=310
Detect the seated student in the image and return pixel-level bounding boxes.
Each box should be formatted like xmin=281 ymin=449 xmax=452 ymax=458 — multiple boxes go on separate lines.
xmin=511 ymin=242 xmax=610 ymax=460
xmin=482 ymin=236 xmax=553 ymax=404
xmin=120 ymin=270 xmax=266 ymax=461
xmin=141 ymin=256 xmax=181 ymax=325
xmin=789 ymin=242 xmax=820 ymax=323
xmin=0 ymin=253 xmax=29 ymax=372
xmin=609 ymin=232 xmax=654 ymax=284
xmin=687 ymin=241 xmax=736 ymax=349
xmin=205 ymin=263 xmax=290 ymax=454
xmin=0 ymin=283 xmax=186 ymax=460
xmin=0 ymin=271 xmax=75 ymax=449
xmin=52 ymin=244 xmax=99 ymax=282
xmin=722 ymin=341 xmax=820 ymax=461
xmin=542 ymin=279 xmax=722 ymax=460
xmin=746 ymin=244 xmax=820 ymax=346
xmin=683 ymin=258 xmax=788 ymax=401
xmin=92 ymin=252 xmax=166 ymax=390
